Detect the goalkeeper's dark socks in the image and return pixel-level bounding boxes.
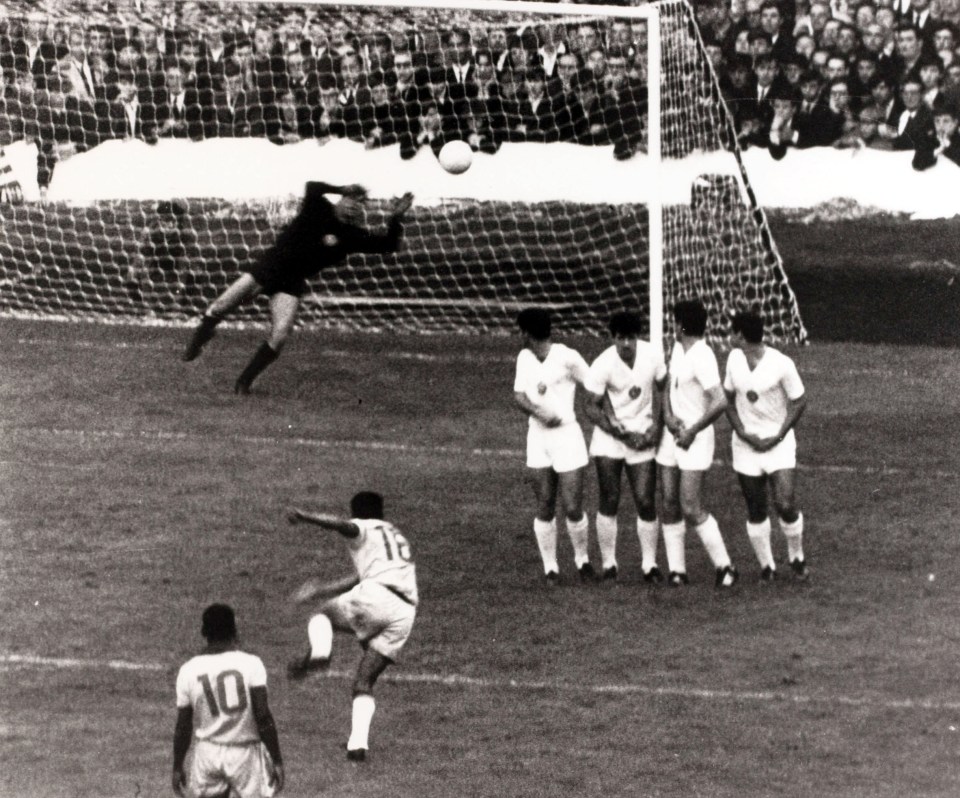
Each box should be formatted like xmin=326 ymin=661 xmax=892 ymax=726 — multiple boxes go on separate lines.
xmin=182 ymin=314 xmax=220 ymax=362
xmin=234 ymin=341 xmax=279 ymax=395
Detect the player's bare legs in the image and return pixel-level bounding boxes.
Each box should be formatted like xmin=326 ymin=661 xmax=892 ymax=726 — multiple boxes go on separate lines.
xmin=530 ymin=467 xmax=560 ymax=580
xmin=346 ymin=649 xmax=393 ymax=761
xmin=681 ymin=468 xmax=736 ymax=586
xmin=557 ymin=466 xmax=592 ymax=580
xmin=625 ymin=461 xmax=661 ymax=581
xmin=658 ymin=464 xmax=687 ymax=584
xmin=182 ymin=273 xmax=262 ymax=361
xmin=770 ymin=468 xmax=807 ymax=578
xmin=594 ymin=456 xmax=624 ymax=579
xmin=737 ymin=472 xmax=777 ymax=579
xmin=234 ymin=292 xmax=300 ymax=395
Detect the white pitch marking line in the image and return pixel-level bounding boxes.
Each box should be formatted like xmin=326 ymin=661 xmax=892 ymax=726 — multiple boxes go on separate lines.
xmin=3 ymin=426 xmax=958 ymax=479
xmin=3 ymin=653 xmax=960 ymax=712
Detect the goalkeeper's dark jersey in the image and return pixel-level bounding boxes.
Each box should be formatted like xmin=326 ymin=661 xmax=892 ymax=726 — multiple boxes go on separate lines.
xmin=248 ymin=181 xmax=404 ymax=297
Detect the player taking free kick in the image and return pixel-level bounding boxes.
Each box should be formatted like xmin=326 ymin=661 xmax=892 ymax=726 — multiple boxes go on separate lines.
xmin=182 ymin=182 xmax=414 ymax=394
xmin=172 ymin=604 xmax=284 ymax=798
xmin=286 ymin=491 xmax=418 ymax=762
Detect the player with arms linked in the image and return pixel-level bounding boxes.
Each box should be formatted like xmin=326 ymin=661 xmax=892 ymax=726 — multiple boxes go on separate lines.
xmin=583 ymin=311 xmax=668 ymax=582
xmin=182 ymin=182 xmax=415 ymax=394
xmin=286 ymin=491 xmax=418 ymax=762
xmin=172 ymin=603 xmax=284 ymax=798
xmin=724 ymin=310 xmax=809 ymax=580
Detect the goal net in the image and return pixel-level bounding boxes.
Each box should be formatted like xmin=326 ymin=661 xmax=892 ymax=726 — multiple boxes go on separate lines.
xmin=0 ymin=0 xmax=806 ymax=343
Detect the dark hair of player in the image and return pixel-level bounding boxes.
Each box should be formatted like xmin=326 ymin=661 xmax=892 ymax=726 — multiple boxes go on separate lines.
xmin=201 ymin=604 xmax=237 ymax=642
xmin=608 ymin=310 xmax=643 ymax=337
xmin=732 ymin=310 xmax=764 ymax=343
xmin=517 ymin=307 xmax=552 ymax=340
xmin=351 ymin=491 xmax=384 ymax=520
xmin=673 ymin=299 xmax=708 ymax=337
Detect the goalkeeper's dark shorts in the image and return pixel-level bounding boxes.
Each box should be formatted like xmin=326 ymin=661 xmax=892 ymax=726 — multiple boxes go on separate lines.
xmin=246 ymin=257 xmax=309 ymax=298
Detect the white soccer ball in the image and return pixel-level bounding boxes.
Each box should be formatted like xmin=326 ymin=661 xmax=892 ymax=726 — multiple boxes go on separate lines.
xmin=438 ymin=140 xmax=473 ymax=175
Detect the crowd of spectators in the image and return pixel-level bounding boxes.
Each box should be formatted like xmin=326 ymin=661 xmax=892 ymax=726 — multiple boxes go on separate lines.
xmin=700 ymin=0 xmax=960 ymax=167
xmin=1 ymin=0 xmax=958 ymax=191
xmin=0 ymin=1 xmax=652 ymax=188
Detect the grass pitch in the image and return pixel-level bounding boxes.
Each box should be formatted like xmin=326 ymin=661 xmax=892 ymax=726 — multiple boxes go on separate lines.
xmin=2 ymin=318 xmax=959 ymax=798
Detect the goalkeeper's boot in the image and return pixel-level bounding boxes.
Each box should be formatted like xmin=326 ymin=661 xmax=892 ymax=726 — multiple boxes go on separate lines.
xmin=287 ymin=650 xmax=331 ymax=681
xmin=182 ymin=315 xmax=219 ymax=361
xmin=790 ymin=559 xmax=810 ymax=581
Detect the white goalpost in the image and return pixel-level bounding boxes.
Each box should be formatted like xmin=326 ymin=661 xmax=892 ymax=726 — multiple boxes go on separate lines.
xmin=0 ymin=0 xmax=806 ymax=344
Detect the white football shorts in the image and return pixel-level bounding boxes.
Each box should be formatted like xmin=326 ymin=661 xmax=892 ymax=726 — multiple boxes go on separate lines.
xmin=190 ymin=740 xmax=276 ymax=798
xmin=589 ymin=426 xmax=656 ymax=465
xmin=655 ymin=425 xmax=715 ymax=472
xmin=526 ymin=421 xmax=589 ymax=473
xmin=731 ymin=430 xmax=797 ymax=477
xmin=331 ymin=580 xmax=416 ymax=661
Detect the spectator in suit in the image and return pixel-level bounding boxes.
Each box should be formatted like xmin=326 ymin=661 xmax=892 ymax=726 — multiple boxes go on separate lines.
xmin=536 ymin=21 xmax=566 ymax=81
xmin=137 ymin=21 xmax=168 ymax=77
xmin=894 ymin=23 xmax=926 ymax=82
xmin=34 ymin=75 xmax=99 ymax=188
xmin=444 ymin=27 xmax=476 ymax=101
xmin=360 ymin=77 xmax=396 ymax=149
xmin=912 ymin=102 xmax=960 ymax=168
xmin=312 ymin=74 xmax=347 ymax=140
xmin=203 ymin=59 xmax=245 ymax=138
xmin=285 ymin=50 xmax=311 ymax=95
xmin=193 ymin=19 xmax=229 ymax=92
xmin=944 ymin=62 xmax=960 ymax=109
xmin=551 ymin=57 xmax=588 ymax=143
xmin=823 ymin=77 xmax=856 ymax=143
xmin=782 ymin=52 xmax=807 ymax=88
xmin=721 ymin=52 xmax=757 ymax=126
xmin=151 ymin=59 xmax=204 ymax=140
xmin=881 ymin=74 xmax=935 ymax=148
xmin=302 ymin=15 xmax=338 ymax=80
xmin=931 ymin=23 xmax=958 ymax=62
xmin=337 ymin=50 xmax=367 ymax=141
xmin=110 ymin=38 xmax=153 ymax=93
xmin=767 ymin=86 xmax=801 ymax=158
xmin=468 ymin=48 xmax=506 ymax=151
xmin=500 ymin=33 xmax=536 ymax=78
xmin=272 ymin=88 xmax=315 ymax=144
xmin=103 ymin=70 xmax=148 ymax=140
xmin=10 ymin=11 xmax=56 ymax=86
xmin=835 ymin=23 xmax=862 ymax=68
xmin=835 ymin=103 xmax=898 ymax=148
xmin=84 ymin=25 xmax=112 ymax=95
xmin=760 ymin=1 xmax=795 ymax=62
xmin=851 ymin=53 xmax=880 ymax=108
xmin=601 ymin=50 xmax=647 ymax=159
xmin=792 ymin=69 xmax=836 ymax=146
xmin=861 ymin=21 xmax=898 ymax=80
xmin=919 ymin=56 xmax=947 ymax=107
xmin=747 ymin=52 xmax=781 ymax=139
xmin=60 ymin=26 xmax=99 ymax=104
xmin=905 ymin=0 xmax=935 ymax=40
xmin=870 ymin=73 xmax=902 ymax=127
xmin=512 ymin=66 xmax=557 ymax=142
xmin=388 ymin=49 xmax=424 ymax=158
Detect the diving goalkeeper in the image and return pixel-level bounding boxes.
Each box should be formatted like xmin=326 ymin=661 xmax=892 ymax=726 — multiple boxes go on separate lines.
xmin=182 ymin=182 xmax=415 ymax=394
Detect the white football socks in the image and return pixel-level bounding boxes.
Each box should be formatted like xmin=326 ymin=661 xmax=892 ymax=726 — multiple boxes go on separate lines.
xmin=596 ymin=513 xmax=619 ymax=570
xmin=662 ymin=521 xmax=686 ymax=575
xmin=533 ymin=517 xmax=558 ymax=575
xmin=347 ymin=694 xmax=376 ymax=751
xmin=781 ymin=513 xmax=805 ymax=562
xmin=636 ymin=518 xmax=660 ymax=573
xmin=566 ymin=514 xmax=590 ymax=568
xmin=746 ymin=518 xmax=775 ymax=570
xmin=307 ymin=614 xmax=333 ymax=660
xmin=695 ymin=515 xmax=732 ymax=569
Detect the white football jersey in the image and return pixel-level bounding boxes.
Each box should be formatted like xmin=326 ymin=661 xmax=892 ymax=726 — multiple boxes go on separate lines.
xmin=347 ymin=518 xmax=418 ymax=605
xmin=585 ymin=342 xmax=667 ymax=433
xmin=513 ymin=343 xmax=590 ymax=430
xmin=667 ymin=339 xmax=722 ymax=427
xmin=175 ymin=650 xmax=267 ymax=745
xmin=724 ymin=347 xmax=805 ymax=438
